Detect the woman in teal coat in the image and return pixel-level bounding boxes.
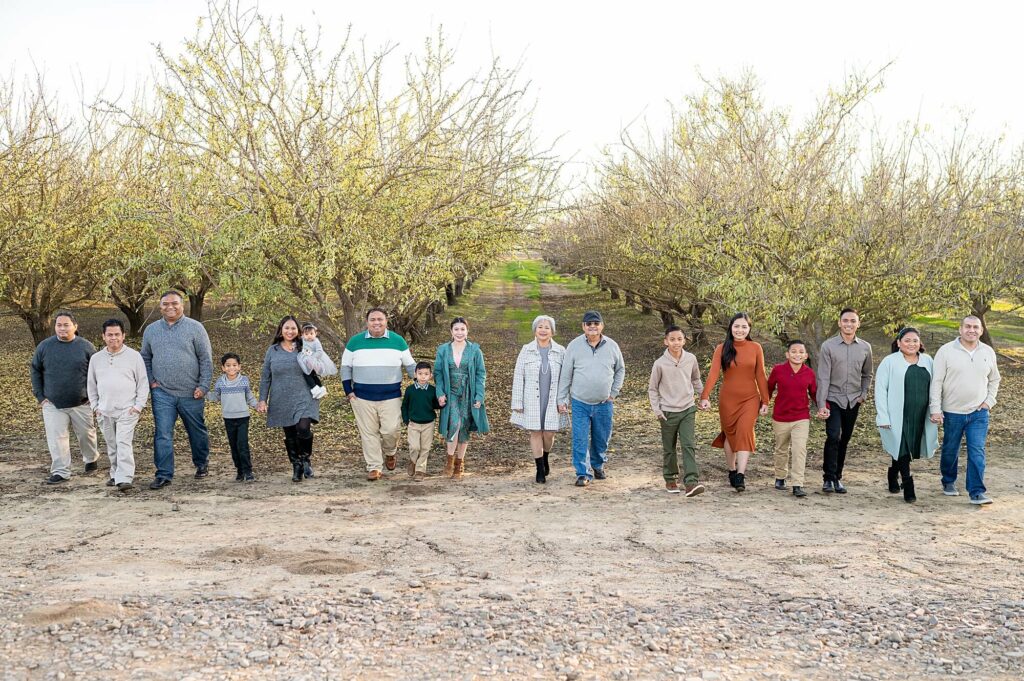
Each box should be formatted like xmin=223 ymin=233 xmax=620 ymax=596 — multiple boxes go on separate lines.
xmin=875 ymin=327 xmax=938 ymax=503
xmin=435 ymin=317 xmax=489 ymax=480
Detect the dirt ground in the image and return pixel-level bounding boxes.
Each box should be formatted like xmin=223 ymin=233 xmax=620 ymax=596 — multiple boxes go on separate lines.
xmin=1 ymin=261 xmax=1022 ymax=680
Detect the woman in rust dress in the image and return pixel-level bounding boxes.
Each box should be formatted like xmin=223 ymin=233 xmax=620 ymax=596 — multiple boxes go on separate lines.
xmin=699 ymin=313 xmax=770 ymax=492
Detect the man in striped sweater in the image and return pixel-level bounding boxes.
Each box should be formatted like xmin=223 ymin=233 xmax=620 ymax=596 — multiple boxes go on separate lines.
xmin=341 ymin=308 xmax=417 ymax=480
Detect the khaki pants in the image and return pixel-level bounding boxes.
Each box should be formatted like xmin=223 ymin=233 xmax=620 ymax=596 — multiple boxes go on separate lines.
xmin=352 ymin=397 xmax=402 ymax=472
xmin=99 ymin=411 xmax=140 ymax=484
xmin=407 ymin=421 xmax=435 ymax=472
xmin=773 ymin=419 xmax=809 ymax=486
xmin=41 ymin=402 xmax=99 ymax=479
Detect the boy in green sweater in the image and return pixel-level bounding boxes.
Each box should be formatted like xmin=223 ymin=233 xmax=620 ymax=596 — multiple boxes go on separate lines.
xmin=402 ymin=361 xmax=441 ymax=479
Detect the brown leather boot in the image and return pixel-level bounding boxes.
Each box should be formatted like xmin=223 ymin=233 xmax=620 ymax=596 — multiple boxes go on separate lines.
xmin=453 ymin=457 xmax=465 ymax=481
xmin=444 ymin=455 xmax=455 ymax=477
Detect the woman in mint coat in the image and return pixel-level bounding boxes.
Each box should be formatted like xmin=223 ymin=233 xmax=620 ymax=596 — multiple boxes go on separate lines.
xmin=875 ymin=327 xmax=938 ymax=503
xmin=435 ymin=317 xmax=489 ymax=480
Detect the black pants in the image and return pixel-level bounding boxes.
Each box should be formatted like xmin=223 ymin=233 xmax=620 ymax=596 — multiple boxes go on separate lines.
xmin=224 ymin=417 xmax=253 ymax=475
xmin=303 ymin=371 xmax=323 ymax=390
xmin=823 ymin=401 xmax=860 ymax=482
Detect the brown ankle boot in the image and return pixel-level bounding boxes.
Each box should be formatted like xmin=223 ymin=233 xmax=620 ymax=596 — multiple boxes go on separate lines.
xmin=453 ymin=458 xmax=465 ymax=481
xmin=444 ymin=455 xmax=455 ymax=477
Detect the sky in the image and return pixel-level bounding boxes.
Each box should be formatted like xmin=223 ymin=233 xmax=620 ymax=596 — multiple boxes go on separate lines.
xmin=2 ymin=0 xmax=1022 ymax=185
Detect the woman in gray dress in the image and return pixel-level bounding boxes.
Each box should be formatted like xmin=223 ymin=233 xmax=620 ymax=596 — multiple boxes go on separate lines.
xmin=257 ymin=316 xmax=321 ymax=482
xmin=510 ymin=315 xmax=567 ymax=484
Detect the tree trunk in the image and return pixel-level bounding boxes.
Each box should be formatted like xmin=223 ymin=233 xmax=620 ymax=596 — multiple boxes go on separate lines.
xmin=24 ymin=311 xmax=51 ymax=346
xmin=445 ymin=284 xmax=457 ymax=306
xmin=659 ymin=310 xmax=675 ymax=327
xmin=624 ymin=292 xmax=636 ymax=307
xmin=187 ymin=290 xmax=207 ymax=321
xmin=609 ymin=288 xmax=620 ymax=300
xmin=112 ymin=298 xmax=147 ymax=337
xmin=454 ymin=278 xmax=465 ymax=297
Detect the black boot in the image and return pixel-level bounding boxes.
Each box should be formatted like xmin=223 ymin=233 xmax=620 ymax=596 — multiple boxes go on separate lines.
xmin=903 ymin=476 xmax=916 ymax=503
xmin=734 ymin=472 xmax=746 ymax=492
xmin=887 ymin=465 xmax=901 ymax=493
xmin=285 ymin=436 xmax=302 ymax=482
xmin=728 ymin=469 xmax=738 ymax=488
xmin=543 ymin=451 xmax=550 ymax=476
xmin=301 ymin=435 xmax=315 ymax=478
xmin=535 ymin=457 xmax=546 ymax=484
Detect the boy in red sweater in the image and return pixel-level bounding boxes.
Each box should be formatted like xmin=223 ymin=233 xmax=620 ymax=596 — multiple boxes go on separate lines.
xmin=767 ymin=340 xmax=817 ymax=498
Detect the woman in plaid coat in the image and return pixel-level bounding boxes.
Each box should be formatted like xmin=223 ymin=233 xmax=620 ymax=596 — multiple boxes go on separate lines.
xmin=511 ymin=315 xmax=569 ymax=484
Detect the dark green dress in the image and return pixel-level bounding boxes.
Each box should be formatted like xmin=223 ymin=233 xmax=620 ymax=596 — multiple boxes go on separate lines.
xmin=898 ymin=364 xmax=931 ymax=460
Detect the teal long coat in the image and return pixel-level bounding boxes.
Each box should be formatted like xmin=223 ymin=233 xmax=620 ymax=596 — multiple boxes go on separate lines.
xmin=874 ymin=352 xmax=938 ymax=460
xmin=434 ymin=341 xmax=490 ymax=437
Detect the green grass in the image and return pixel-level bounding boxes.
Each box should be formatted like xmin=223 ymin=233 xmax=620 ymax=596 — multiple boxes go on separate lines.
xmin=498 ymin=260 xmax=589 ymax=300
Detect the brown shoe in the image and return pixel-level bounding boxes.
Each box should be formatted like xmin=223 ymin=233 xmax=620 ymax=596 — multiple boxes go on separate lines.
xmin=443 ymin=455 xmax=455 ymax=477
xmin=367 ymin=470 xmax=382 ymax=481
xmin=385 ymin=455 xmax=397 ymax=471
xmin=684 ymin=483 xmax=705 ymax=498
xmin=413 ymin=471 xmax=427 ymax=481
xmin=407 ymin=459 xmax=416 ymax=477
xmin=665 ymin=481 xmax=680 ymax=494
xmin=453 ymin=458 xmax=465 ymax=481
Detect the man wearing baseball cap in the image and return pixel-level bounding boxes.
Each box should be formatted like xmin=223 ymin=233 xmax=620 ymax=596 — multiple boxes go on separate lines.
xmin=557 ymin=310 xmax=626 ymax=487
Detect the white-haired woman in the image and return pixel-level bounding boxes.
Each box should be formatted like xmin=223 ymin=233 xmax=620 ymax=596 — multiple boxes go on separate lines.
xmin=510 ymin=315 xmax=568 ymax=483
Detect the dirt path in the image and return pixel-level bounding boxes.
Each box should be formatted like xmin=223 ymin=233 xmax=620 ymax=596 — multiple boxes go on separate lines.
xmin=1 ymin=261 xmax=1022 ymax=680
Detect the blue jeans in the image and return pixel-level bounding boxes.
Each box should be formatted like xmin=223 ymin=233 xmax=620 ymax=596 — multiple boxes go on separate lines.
xmin=940 ymin=409 xmax=989 ymax=497
xmin=570 ymin=398 xmax=613 ymax=479
xmin=152 ymin=387 xmax=210 ymax=479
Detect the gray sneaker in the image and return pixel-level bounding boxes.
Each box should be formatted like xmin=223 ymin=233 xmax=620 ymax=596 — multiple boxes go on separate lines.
xmin=969 ymin=494 xmax=993 ymax=505
xmin=942 ymin=483 xmax=959 ymax=496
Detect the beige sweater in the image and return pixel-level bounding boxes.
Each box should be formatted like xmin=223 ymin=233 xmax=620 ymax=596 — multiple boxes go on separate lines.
xmin=648 ymin=349 xmax=704 ymax=415
xmin=928 ymin=339 xmax=1000 ymax=415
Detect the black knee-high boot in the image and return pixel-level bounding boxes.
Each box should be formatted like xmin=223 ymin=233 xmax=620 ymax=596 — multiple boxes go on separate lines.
xmin=542 ymin=451 xmax=550 ymax=476
xmin=534 ymin=457 xmax=546 ymax=484
xmin=301 ymin=434 xmax=315 ymax=478
xmin=285 ymin=435 xmax=302 ymax=482
xmin=887 ymin=464 xmax=901 ymax=493
xmin=903 ymin=476 xmax=916 ymax=503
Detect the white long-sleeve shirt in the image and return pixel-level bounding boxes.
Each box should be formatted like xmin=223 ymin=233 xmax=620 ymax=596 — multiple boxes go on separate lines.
xmin=87 ymin=346 xmax=149 ymax=417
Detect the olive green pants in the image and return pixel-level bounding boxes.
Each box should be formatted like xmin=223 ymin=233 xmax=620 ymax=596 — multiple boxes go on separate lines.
xmin=661 ymin=407 xmax=699 ymax=484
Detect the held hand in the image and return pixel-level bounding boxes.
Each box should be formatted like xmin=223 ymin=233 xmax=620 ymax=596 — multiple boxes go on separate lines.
xmin=473 ymin=401 xmax=481 ymax=409
xmin=257 ymin=401 xmax=268 ymax=414
xmin=150 ymin=382 xmax=160 ymax=389
xmin=346 ymin=393 xmax=356 ymax=402
xmin=816 ymin=408 xmax=830 ymax=419
xmin=437 ymin=395 xmax=447 ymax=407
xmin=758 ymin=404 xmax=769 ymax=416
xmin=557 ymin=403 xmax=568 ymax=414
xmin=40 ymin=399 xmax=50 ymax=407
xmin=698 ymin=399 xmax=711 ymax=411
xmin=193 ymin=388 xmax=204 ymax=399
xmin=929 ymin=412 xmax=943 ymax=424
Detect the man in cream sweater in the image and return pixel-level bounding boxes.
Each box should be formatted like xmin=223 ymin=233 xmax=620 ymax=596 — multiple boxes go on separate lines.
xmin=929 ymin=316 xmax=1001 ymax=505
xmin=88 ymin=319 xmax=150 ymax=491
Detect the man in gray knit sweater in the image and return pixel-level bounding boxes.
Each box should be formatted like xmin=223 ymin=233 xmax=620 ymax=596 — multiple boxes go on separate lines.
xmin=140 ymin=291 xmax=214 ymax=489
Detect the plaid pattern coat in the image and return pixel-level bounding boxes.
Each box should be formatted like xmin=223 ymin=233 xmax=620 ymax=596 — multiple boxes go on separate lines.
xmin=510 ymin=340 xmax=569 ymax=431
